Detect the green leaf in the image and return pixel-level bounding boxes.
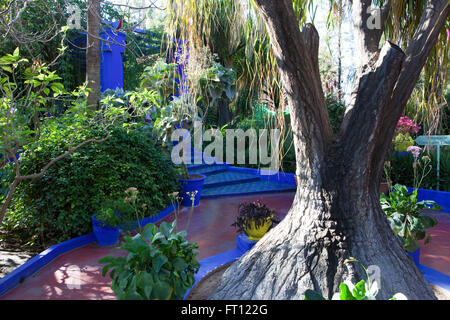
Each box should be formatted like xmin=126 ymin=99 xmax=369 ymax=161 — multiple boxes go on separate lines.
xmin=159 ymin=221 xmax=174 ymax=239
xmin=352 ymin=280 xmax=367 ymax=300
xmin=172 ymin=257 xmax=188 ymax=271
xmin=142 ymin=223 xmax=157 ymax=240
xmin=339 ymin=283 xmax=356 ymax=300
xmin=152 ymin=255 xmax=168 ymax=273
xmin=304 ymin=289 xmax=326 ymax=300
xmin=1 ymin=65 xmax=12 ymax=73
xmin=153 ymin=280 xmax=171 ymax=300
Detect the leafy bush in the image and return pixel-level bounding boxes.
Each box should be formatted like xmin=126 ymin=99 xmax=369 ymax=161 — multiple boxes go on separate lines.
xmin=207 ymin=94 xmax=346 ymax=174
xmin=139 ymin=57 xmax=180 ymax=106
xmin=99 ymin=221 xmax=200 ymax=300
xmin=2 ymin=120 xmax=178 ymax=246
xmin=220 ymin=108 xmax=297 ymax=173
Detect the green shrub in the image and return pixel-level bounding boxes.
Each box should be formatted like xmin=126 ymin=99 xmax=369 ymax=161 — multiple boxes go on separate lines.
xmin=2 ymin=121 xmax=178 ymax=247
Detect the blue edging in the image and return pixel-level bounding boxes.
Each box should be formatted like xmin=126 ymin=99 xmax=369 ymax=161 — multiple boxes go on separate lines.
xmin=419 ymin=264 xmax=450 ymax=292
xmin=0 ymin=203 xmax=177 ymax=297
xmin=185 ymin=234 xmax=256 ymax=300
xmin=184 ymin=248 xmax=242 ymax=299
xmin=406 ymin=187 xmax=450 ymax=212
xmin=199 ymin=166 xmax=296 ymax=199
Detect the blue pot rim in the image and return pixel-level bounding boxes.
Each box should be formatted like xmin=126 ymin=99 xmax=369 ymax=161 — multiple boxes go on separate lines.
xmin=178 ymin=174 xmax=206 ymax=183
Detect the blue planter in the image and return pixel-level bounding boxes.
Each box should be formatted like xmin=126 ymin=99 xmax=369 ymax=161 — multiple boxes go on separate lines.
xmin=91 ymin=214 xmax=120 ymax=246
xmin=236 ymin=234 xmax=257 ymax=254
xmin=179 ymin=174 xmax=206 ymax=207
xmin=407 ymin=248 xmax=420 ymax=266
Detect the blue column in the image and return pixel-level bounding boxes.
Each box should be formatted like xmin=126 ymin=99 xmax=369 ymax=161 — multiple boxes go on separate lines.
xmin=100 ymin=28 xmax=126 ymax=92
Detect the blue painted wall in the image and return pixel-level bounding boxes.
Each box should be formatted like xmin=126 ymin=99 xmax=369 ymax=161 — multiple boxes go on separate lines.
xmin=100 ymin=28 xmax=126 ymax=92
xmin=69 ymin=22 xmax=126 ymax=93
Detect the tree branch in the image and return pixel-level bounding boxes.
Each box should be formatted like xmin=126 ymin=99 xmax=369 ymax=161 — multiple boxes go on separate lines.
xmin=338 ymin=41 xmax=405 ymax=170
xmin=253 ymin=0 xmax=334 ymax=161
xmin=352 ymin=0 xmax=392 ymax=67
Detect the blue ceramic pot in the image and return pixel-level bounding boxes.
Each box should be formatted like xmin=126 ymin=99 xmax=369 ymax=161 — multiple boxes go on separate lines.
xmin=178 ymin=174 xmax=206 ymax=207
xmin=91 ymin=213 xmax=120 ymax=246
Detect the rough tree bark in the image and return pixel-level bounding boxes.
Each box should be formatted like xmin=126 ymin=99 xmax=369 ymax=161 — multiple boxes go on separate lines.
xmin=217 ymin=98 xmax=232 ymax=128
xmin=211 ymin=0 xmax=449 ymax=300
xmin=86 ymin=0 xmax=101 ymax=109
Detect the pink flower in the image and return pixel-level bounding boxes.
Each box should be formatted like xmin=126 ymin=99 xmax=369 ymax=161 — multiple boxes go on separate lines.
xmin=407 ymin=146 xmax=422 ymax=158
xmin=396 ymin=116 xmax=421 ymax=134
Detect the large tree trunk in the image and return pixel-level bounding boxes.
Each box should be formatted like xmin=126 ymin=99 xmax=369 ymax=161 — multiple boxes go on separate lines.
xmin=211 ymin=0 xmax=449 ymax=300
xmin=86 ymin=0 xmax=101 ymax=110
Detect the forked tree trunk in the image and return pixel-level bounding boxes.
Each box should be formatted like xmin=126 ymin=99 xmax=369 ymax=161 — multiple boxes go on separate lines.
xmin=212 ymin=0 xmax=449 ymax=300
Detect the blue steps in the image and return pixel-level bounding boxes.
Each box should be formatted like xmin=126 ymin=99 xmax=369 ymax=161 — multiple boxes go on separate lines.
xmin=189 ymin=164 xmax=229 ymax=176
xmin=187 ymin=163 xmax=210 ymax=171
xmin=203 ymin=172 xmax=260 ymax=189
xmin=186 ymin=154 xmax=296 ymax=198
xmin=201 ymin=180 xmax=295 ymax=198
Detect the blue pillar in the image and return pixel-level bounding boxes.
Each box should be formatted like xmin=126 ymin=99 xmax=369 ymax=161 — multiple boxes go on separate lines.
xmin=167 ymin=38 xmax=189 ymax=97
xmin=100 ymin=28 xmax=126 ymax=92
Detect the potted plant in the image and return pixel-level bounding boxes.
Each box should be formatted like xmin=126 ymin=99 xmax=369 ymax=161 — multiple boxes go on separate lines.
xmin=232 ymin=200 xmax=280 ymax=241
xmin=92 ymin=206 xmax=122 ymax=246
xmin=155 ymin=96 xmax=206 ymax=207
xmin=99 ymin=221 xmax=200 ymax=300
xmin=380 ymin=184 xmax=441 ymax=265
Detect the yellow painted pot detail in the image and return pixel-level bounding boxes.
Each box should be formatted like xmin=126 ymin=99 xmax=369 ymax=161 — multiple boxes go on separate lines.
xmin=245 ymin=217 xmax=272 ymax=241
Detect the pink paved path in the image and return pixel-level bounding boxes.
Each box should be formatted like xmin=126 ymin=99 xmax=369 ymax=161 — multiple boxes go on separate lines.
xmin=0 ymin=193 xmax=294 ymax=300
xmin=0 ymin=192 xmax=448 ymax=300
